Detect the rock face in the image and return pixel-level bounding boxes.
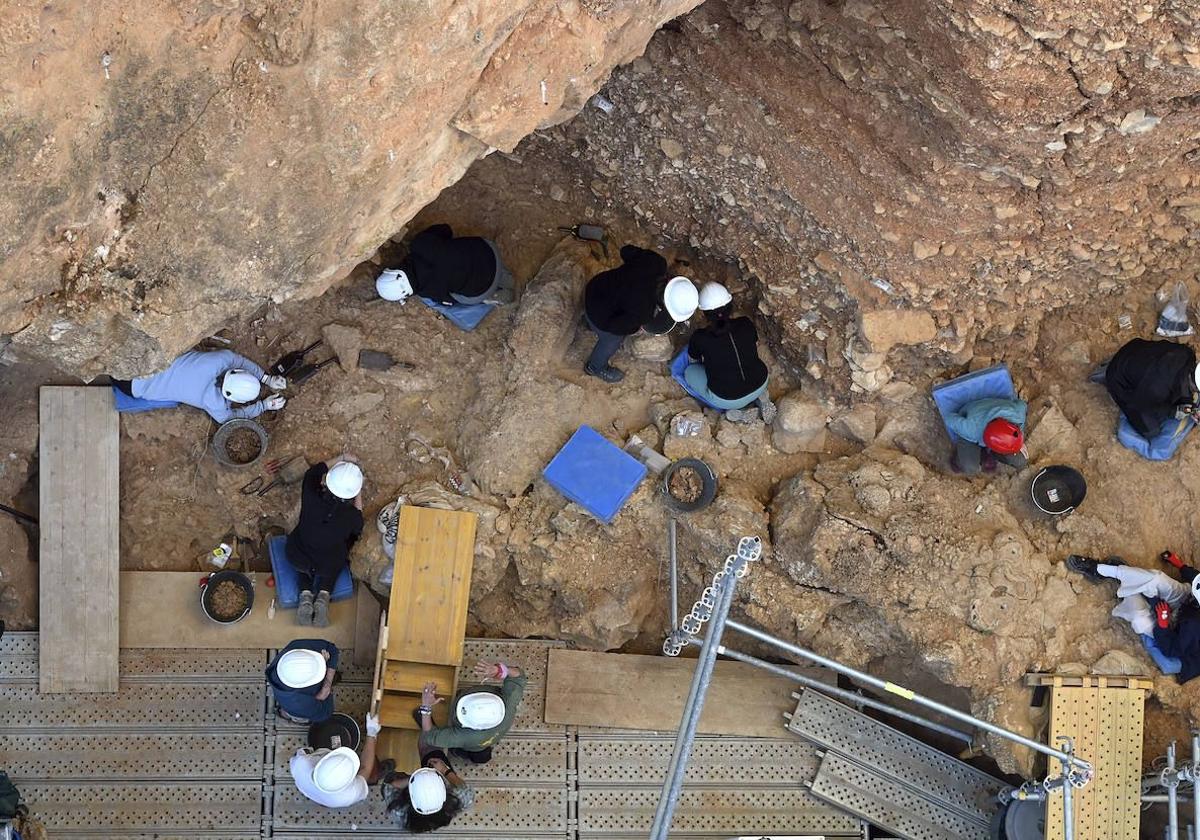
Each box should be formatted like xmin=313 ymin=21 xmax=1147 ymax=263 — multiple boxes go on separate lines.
xmin=0 ymin=0 xmax=702 ymax=376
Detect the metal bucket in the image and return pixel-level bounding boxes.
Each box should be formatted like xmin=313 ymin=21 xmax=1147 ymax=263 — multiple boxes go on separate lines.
xmin=211 ymin=419 xmax=269 ymax=469
xmin=1030 ymin=465 xmax=1087 ymax=516
xmin=200 ymin=570 xmax=254 ymax=624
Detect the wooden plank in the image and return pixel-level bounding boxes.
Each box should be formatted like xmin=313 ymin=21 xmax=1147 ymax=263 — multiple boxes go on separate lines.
xmin=352 ymin=584 xmax=382 ymax=667
xmin=39 ymin=386 xmax=120 ymax=693
xmin=119 ymin=572 xmax=355 ymax=648
xmin=1024 ymin=673 xmax=1153 ymax=691
xmin=376 ymin=727 xmax=420 ymax=772
xmin=379 ymin=690 xmax=449 ymax=729
xmin=545 ymin=649 xmax=797 ymax=737
xmin=384 ymin=506 xmax=476 ymax=665
xmin=383 ymin=660 xmax=458 ymax=694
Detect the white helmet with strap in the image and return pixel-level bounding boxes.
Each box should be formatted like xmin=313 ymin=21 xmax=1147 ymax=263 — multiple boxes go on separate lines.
xmin=376 ymin=269 xmax=413 ymax=303
xmin=222 ymin=369 xmax=261 ymax=403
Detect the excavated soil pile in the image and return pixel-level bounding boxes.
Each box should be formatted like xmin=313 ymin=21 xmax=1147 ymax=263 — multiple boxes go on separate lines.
xmin=667 ymin=465 xmax=705 ymax=505
xmin=208 ymin=580 xmax=249 ymax=621
xmin=224 ymin=429 xmax=263 ymax=466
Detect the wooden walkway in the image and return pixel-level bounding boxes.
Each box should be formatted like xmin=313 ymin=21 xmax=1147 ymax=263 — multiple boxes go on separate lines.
xmin=1 ymin=633 xmax=864 ymax=838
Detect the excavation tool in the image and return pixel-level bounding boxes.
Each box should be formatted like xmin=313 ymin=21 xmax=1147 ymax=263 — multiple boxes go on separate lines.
xmin=254 ymin=457 xmax=309 ymax=497
xmin=269 ymin=340 xmax=323 ymax=377
xmin=559 ymin=223 xmax=609 ymax=257
xmin=0 ymin=502 xmax=37 ymax=526
xmin=290 ymin=357 xmax=337 ymax=385
xmin=358 ymin=349 xmax=415 ymax=372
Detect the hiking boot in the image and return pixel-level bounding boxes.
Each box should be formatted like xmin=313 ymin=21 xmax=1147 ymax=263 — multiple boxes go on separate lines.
xmin=585 ymin=363 xmax=624 ymax=383
xmin=297 ymin=590 xmax=314 ymax=626
xmin=725 ymin=407 xmax=757 ymax=424
xmin=757 ymin=395 xmax=778 ymax=425
xmin=1066 ymin=555 xmax=1108 ymax=582
xmin=313 ymin=590 xmax=331 ymax=628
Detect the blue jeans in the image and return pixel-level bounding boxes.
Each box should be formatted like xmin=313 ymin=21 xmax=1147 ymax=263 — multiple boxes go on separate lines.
xmin=585 ymin=316 xmax=627 ymax=369
xmin=1141 ymin=634 xmax=1182 ymax=675
xmin=683 ymin=364 xmax=767 ymax=410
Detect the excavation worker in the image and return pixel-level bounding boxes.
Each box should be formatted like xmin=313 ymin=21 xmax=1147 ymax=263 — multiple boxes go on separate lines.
xmin=383 ymin=682 xmax=475 ymax=832
xmin=684 ymin=282 xmax=776 ymax=423
xmin=286 ymin=457 xmax=364 ymax=628
xmin=945 ymin=397 xmax=1028 ymax=475
xmin=419 ymin=661 xmax=526 ymax=765
xmin=582 ymin=245 xmax=698 ymax=383
xmin=112 ymin=350 xmax=287 ymax=422
xmin=376 ymin=223 xmax=515 ymax=307
xmin=290 ymin=712 xmax=382 ymax=808
xmin=1067 ymin=553 xmax=1200 ymax=683
xmin=266 ymin=640 xmax=340 ymax=724
xmin=1103 ymin=337 xmax=1198 ymax=439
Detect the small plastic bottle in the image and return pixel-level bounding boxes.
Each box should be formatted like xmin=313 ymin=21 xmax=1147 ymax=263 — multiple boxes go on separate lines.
xmin=209 ymin=543 xmax=232 ymax=569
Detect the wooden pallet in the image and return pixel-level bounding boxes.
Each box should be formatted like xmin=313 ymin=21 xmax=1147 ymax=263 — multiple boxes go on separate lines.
xmin=1042 ymin=675 xmax=1147 ymax=840
xmin=1025 ymin=672 xmax=1154 ymax=691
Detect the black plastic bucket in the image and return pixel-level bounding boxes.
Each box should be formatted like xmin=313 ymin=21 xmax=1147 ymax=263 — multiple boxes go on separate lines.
xmin=200 ymin=570 xmax=254 ymax=624
xmin=1030 ymin=466 xmax=1087 ymax=516
xmin=661 ymin=458 xmax=718 ymax=513
xmin=308 ymin=712 xmax=361 ymax=751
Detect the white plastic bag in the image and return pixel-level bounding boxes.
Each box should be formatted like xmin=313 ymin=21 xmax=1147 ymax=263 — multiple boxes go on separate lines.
xmin=1156 ymin=281 xmax=1193 ymax=337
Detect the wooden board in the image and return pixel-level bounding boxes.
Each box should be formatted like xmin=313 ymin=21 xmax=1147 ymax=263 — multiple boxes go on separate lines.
xmin=1045 ymin=681 xmax=1145 ymax=840
xmin=119 ymin=572 xmax=355 ymax=648
xmin=545 ymin=649 xmax=799 ymax=737
xmin=379 ymin=690 xmax=450 ymax=729
xmin=383 ymin=660 xmax=458 ymax=694
xmin=39 ymin=386 xmax=120 ymax=693
xmin=384 ymin=505 xmax=476 ymax=666
xmin=377 ymin=728 xmax=420 ymax=773
xmin=1025 ymin=672 xmax=1153 ymax=691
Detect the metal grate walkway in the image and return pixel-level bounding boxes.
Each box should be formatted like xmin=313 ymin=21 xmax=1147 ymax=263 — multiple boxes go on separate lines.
xmin=1 ymin=633 xmax=865 ymax=838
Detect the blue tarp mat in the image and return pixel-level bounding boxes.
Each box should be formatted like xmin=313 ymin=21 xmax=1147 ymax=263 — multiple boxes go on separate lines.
xmin=1117 ymin=413 xmax=1195 ymax=461
xmin=931 ymin=365 xmax=1016 ymax=442
xmin=669 ymin=350 xmax=724 ymax=411
xmin=542 ymin=426 xmax=647 ymax=524
xmin=112 ymin=385 xmax=180 ymax=413
xmin=418 ymin=296 xmax=496 ymax=331
xmin=268 ymin=534 xmax=355 ymax=609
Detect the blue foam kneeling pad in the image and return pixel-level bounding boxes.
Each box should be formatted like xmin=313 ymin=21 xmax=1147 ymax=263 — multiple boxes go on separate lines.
xmin=931 ymin=364 xmax=1016 ymax=442
xmin=112 ymin=386 xmax=180 ymax=413
xmin=542 ymin=426 xmax=647 ymax=524
xmin=669 ymin=351 xmax=724 ymax=411
xmin=418 ymin=297 xmax=496 ymax=331
xmin=1117 ymin=413 xmax=1195 ymax=461
xmin=268 ymin=535 xmax=355 ymax=609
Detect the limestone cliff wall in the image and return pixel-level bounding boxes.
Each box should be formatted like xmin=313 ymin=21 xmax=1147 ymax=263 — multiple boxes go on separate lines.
xmin=0 ymin=0 xmax=700 ymax=376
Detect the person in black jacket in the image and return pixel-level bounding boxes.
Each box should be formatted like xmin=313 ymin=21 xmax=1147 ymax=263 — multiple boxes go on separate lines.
xmin=1067 ymin=552 xmax=1200 ymax=683
xmin=376 ymin=224 xmax=515 ymax=306
xmin=582 ymin=245 xmax=698 ymax=383
xmin=286 ymin=457 xmax=365 ymax=628
xmin=1102 ymin=338 xmax=1198 ymax=439
xmin=684 ymin=282 xmax=776 ymax=422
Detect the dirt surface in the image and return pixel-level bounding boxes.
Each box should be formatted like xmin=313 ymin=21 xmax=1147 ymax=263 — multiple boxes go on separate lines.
xmin=207 ymin=578 xmax=249 ymax=621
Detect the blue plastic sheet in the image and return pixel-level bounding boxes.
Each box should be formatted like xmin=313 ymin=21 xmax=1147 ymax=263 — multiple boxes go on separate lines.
xmin=417 ymin=296 xmax=496 ymax=331
xmin=268 ymin=535 xmax=355 ymax=608
xmin=1117 ymin=413 xmax=1195 ymax=461
xmin=931 ymin=365 xmax=1016 ymax=442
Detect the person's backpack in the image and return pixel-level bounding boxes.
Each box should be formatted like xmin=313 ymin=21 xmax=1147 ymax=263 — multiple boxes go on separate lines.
xmin=0 ymin=771 xmax=25 ymax=821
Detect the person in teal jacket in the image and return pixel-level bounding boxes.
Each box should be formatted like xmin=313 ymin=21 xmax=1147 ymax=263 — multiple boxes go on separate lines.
xmin=946 ymin=397 xmax=1028 ymax=475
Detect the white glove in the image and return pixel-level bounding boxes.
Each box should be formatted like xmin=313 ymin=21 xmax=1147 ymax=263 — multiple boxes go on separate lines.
xmin=365 ymin=712 xmax=381 ymax=737
xmin=262 ymin=374 xmax=287 ymax=391
xmin=264 ymin=395 xmax=286 ymax=411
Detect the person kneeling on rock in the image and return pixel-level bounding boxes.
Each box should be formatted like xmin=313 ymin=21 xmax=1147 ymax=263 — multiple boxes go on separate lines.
xmin=683 ymin=282 xmax=777 ymax=423
xmin=1100 ymin=337 xmax=1199 ymax=440
xmin=376 ymin=223 xmax=515 ymax=307
xmin=945 ymin=397 xmax=1028 ymax=475
xmin=582 ymin=244 xmax=698 ymax=383
xmin=1067 ymin=552 xmax=1200 ymax=683
xmin=285 ymin=457 xmax=364 ymax=627
xmin=112 ymin=349 xmax=287 ymax=422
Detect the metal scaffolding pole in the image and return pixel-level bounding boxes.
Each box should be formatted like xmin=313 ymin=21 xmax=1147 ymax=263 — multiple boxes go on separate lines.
xmin=1169 ymin=742 xmax=1181 ymax=840
xmin=668 ymin=518 xmax=678 ymax=633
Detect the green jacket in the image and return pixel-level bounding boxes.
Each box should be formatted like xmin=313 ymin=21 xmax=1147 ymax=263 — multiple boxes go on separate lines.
xmin=421 ymin=675 xmax=527 ymax=751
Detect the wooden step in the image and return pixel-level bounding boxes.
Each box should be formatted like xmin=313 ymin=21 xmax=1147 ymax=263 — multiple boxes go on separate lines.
xmin=383 ymin=660 xmax=457 ymax=694
xmin=377 ymin=727 xmax=420 ymax=770
xmin=379 ymin=690 xmax=449 ymax=730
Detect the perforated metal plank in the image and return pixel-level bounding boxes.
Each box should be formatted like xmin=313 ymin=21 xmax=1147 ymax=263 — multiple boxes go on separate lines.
xmin=0 ymin=654 xmax=38 ymax=681
xmin=6 ymin=731 xmax=265 ymax=780
xmin=577 ymin=787 xmax=861 ymax=834
xmin=272 ymin=783 xmax=568 ymax=833
xmin=17 ymin=781 xmax=262 ymax=833
xmin=41 ymin=833 xmax=261 ymax=839
xmin=810 ymin=751 xmax=989 ymax=840
xmin=788 ymin=689 xmax=1007 ymax=822
xmin=577 ymin=734 xmax=821 ymax=786
xmin=0 ymin=630 xmax=38 ymax=654
xmin=116 ymin=649 xmax=269 ymax=681
xmin=0 ymin=682 xmax=264 ymax=730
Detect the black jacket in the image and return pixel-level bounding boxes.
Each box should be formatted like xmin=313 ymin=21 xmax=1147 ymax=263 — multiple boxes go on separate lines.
xmin=687 ymin=318 xmax=769 ymax=400
xmin=285 ymin=463 xmax=364 ymax=585
xmin=403 ymin=224 xmax=496 ymax=304
xmin=1154 ymin=606 xmax=1200 ymax=684
xmin=583 ymin=245 xmax=667 ymax=335
xmin=1105 ymin=338 xmax=1196 ymax=438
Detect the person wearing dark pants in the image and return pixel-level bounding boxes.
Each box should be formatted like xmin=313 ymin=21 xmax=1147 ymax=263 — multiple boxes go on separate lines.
xmin=581 ymin=245 xmax=698 ymax=383
xmin=1103 ymin=338 xmax=1198 ymax=439
xmin=418 ymin=661 xmax=527 ymax=764
xmin=375 ymin=224 xmax=515 ymax=306
xmin=286 ymin=457 xmax=365 ymax=627
xmin=266 ymin=640 xmax=340 ymax=723
xmin=944 ymin=397 xmax=1028 ymax=475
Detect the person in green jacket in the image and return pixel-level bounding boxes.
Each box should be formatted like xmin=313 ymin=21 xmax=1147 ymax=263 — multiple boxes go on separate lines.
xmin=945 ymin=397 xmax=1028 ymax=475
xmin=416 ymin=660 xmax=526 ymax=764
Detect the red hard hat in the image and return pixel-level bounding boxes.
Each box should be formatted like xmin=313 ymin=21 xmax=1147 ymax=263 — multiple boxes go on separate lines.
xmin=983 ymin=418 xmax=1024 ymax=455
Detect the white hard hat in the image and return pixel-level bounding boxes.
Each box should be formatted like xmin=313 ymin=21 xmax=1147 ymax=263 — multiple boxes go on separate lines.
xmin=325 ymin=461 xmax=363 ymax=500
xmin=1193 ymin=362 xmax=1200 ymax=392
xmin=313 ymin=746 xmax=360 ymax=793
xmin=456 ymin=691 xmax=506 ymax=730
xmin=276 ymin=648 xmax=326 ymax=689
xmin=662 ymin=276 xmax=699 ymax=322
xmin=409 ymin=767 xmax=447 ymax=815
xmin=1192 ymin=576 xmax=1200 ymax=607
xmin=376 ymin=269 xmax=413 ymax=302
xmin=222 ymin=369 xmax=262 ymax=403
xmin=697 ymin=281 xmax=732 ymax=311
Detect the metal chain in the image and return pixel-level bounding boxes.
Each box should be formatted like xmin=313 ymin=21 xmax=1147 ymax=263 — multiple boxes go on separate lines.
xmin=663 ymin=536 xmax=762 ymax=656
